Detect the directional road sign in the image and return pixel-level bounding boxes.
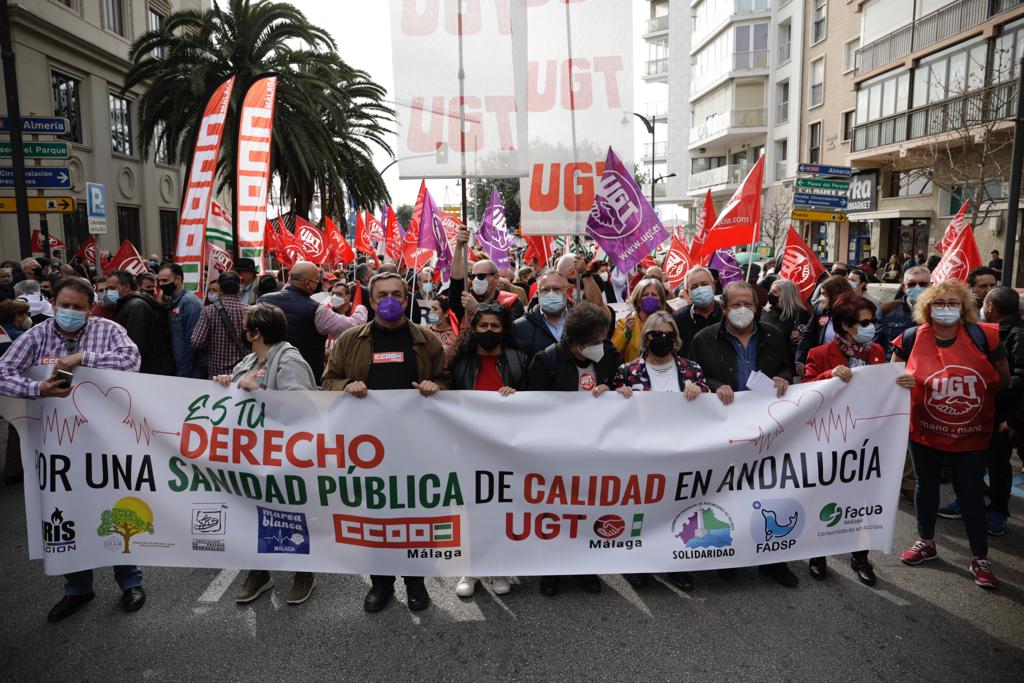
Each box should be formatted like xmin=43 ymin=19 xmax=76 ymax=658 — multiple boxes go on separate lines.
xmin=87 ymin=182 xmax=107 ymax=234
xmin=0 ymin=196 xmax=74 ymax=213
xmin=791 ymin=209 xmax=848 ymax=222
xmin=795 ymin=177 xmax=850 ymax=192
xmin=794 ymin=192 xmax=849 ymax=209
xmin=797 ymin=163 xmax=852 ymax=177
xmin=0 ymin=116 xmax=69 ymax=135
xmin=0 ymin=141 xmax=70 ymax=159
xmin=0 ymin=167 xmax=71 ymax=189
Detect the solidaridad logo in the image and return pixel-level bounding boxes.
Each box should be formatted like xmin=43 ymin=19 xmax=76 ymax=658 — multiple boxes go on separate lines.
xmin=670 ymin=502 xmax=736 ymax=560
xmin=750 ymin=499 xmax=805 ymax=553
xmin=819 ymin=502 xmax=884 ymax=528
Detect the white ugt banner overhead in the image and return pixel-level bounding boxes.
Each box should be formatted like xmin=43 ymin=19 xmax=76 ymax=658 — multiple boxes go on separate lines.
xmin=1 ymin=365 xmax=909 ymax=577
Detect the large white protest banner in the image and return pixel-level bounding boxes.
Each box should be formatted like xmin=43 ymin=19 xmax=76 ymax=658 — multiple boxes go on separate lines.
xmin=0 ymin=365 xmax=909 ymax=577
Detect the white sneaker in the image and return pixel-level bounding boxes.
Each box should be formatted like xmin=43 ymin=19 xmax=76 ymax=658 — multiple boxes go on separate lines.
xmin=490 ymin=576 xmax=512 ymax=595
xmin=455 ymin=576 xmax=477 ymax=597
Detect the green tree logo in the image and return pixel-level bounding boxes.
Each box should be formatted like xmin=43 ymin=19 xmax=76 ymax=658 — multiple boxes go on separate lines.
xmin=97 ymin=497 xmax=155 ymax=553
xmin=819 ymin=503 xmax=843 ymax=528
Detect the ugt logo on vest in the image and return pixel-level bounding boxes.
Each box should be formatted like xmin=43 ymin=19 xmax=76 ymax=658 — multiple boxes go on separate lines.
xmin=924 ymin=365 xmax=986 ymax=425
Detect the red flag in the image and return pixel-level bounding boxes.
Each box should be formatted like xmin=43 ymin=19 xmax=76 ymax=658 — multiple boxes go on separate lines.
xmin=274 ymin=221 xmax=307 ymax=269
xmin=778 ymin=227 xmax=826 ymax=301
xmin=383 ymin=206 xmax=404 ymax=260
xmin=355 ymin=212 xmax=379 ymax=266
xmin=403 ymin=181 xmax=427 ymax=260
xmin=935 ymin=201 xmax=970 ymax=254
xmin=293 ymin=216 xmax=328 ymax=264
xmin=75 ymin=236 xmax=109 ymax=271
xmin=365 ymin=211 xmax=385 ymax=243
xmin=931 ymin=224 xmax=982 ymax=284
xmin=324 ymin=217 xmax=355 ymax=266
xmin=693 ymin=157 xmax=764 ymax=261
xmin=690 ymin=189 xmax=718 ymax=266
xmin=203 ymin=240 xmax=234 ymax=295
xmin=662 ymin=236 xmax=695 ymax=291
xmin=264 ymin=219 xmax=278 ymax=256
xmin=107 ymin=240 xmax=147 ymax=275
xmin=31 ymin=230 xmax=67 ymax=253
xmin=523 ymin=235 xmax=555 ymax=267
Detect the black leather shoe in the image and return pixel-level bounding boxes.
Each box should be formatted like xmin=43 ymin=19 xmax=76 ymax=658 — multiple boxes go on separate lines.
xmin=121 ymin=586 xmax=146 ymax=612
xmin=406 ymin=582 xmax=431 ymax=611
xmin=363 ymin=584 xmax=394 ymax=613
xmin=538 ymin=576 xmax=560 ymax=597
xmin=624 ymin=573 xmax=648 ymax=589
xmin=808 ymin=557 xmax=828 ymax=581
xmin=759 ymin=563 xmax=799 ymax=588
xmin=716 ymin=568 xmax=736 ymax=580
xmin=579 ymin=574 xmax=602 ymax=594
xmin=668 ymin=571 xmax=694 ymax=591
xmin=851 ymin=558 xmax=877 ymax=586
xmin=47 ymin=592 xmax=95 ymax=622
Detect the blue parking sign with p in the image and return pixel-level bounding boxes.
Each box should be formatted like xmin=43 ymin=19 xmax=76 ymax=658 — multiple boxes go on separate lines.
xmin=86 ymin=182 xmax=105 ymax=218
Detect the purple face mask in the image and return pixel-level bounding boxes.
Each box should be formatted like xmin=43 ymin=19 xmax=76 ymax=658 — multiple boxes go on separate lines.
xmin=639 ymin=296 xmax=661 ymax=314
xmin=376 ymin=296 xmax=405 ymax=323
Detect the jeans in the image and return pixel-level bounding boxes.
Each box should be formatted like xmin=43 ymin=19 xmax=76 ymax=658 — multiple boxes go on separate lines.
xmin=988 ymin=431 xmax=1013 ymax=515
xmin=909 ymin=442 xmax=988 ymax=558
xmin=64 ymin=566 xmax=142 ymax=596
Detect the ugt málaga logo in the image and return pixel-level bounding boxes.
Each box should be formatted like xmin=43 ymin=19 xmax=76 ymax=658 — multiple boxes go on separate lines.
xmin=924 ymin=365 xmax=987 ymax=425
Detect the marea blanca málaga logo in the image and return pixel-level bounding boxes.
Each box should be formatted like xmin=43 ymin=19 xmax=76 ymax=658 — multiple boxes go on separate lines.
xmin=590 ymin=513 xmax=645 ymax=550
xmin=192 ymin=502 xmax=227 ymax=552
xmin=43 ymin=507 xmax=76 ymax=553
xmin=818 ymin=502 xmax=884 ymax=530
xmin=671 ymin=503 xmax=735 ymax=560
xmin=750 ymin=499 xmax=805 ymax=553
xmin=257 ymin=506 xmax=309 ymax=555
xmin=97 ymin=496 xmax=155 ymax=554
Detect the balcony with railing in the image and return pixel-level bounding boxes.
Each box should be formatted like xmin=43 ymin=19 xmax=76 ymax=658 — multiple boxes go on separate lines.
xmin=643 ymin=141 xmax=669 ymax=160
xmin=689 ymin=107 xmax=767 ymax=147
xmin=646 ymin=99 xmax=670 ymax=121
xmin=778 ymin=40 xmax=791 ymax=64
xmin=690 ymin=50 xmax=769 ymax=96
xmin=776 ymin=100 xmax=789 ymax=123
xmin=645 ymin=58 xmax=670 ymax=81
xmin=689 ymin=163 xmax=755 ymax=192
xmin=691 ymin=0 xmax=772 ymax=50
xmin=646 ymin=14 xmax=670 ymax=36
xmin=851 ymin=81 xmax=1017 ymax=154
xmin=855 ymin=0 xmax=1024 ymax=76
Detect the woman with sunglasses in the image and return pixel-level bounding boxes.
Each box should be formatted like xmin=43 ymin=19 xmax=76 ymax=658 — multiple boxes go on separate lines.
xmin=612 ymin=311 xmax=709 ymax=592
xmin=448 ymin=302 xmax=529 ymax=599
xmin=802 ymin=294 xmax=886 ymax=585
xmin=613 ymin=278 xmax=670 ymax=363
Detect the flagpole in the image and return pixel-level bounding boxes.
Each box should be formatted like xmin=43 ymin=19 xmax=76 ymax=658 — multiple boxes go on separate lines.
xmin=457 ymin=2 xmax=470 ymax=279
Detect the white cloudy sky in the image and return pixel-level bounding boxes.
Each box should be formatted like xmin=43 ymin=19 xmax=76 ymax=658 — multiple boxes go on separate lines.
xmin=286 ymin=0 xmax=661 ymax=216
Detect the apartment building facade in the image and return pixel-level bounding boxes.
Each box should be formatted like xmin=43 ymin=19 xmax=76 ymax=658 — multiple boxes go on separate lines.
xmin=0 ymin=0 xmax=208 ymax=261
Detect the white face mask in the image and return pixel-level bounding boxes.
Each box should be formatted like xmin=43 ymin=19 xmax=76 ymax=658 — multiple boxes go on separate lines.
xmin=598 ymin=271 xmax=609 ymax=282
xmin=471 ymin=276 xmax=490 ymax=296
xmin=727 ymin=307 xmax=755 ymax=329
xmin=580 ymin=343 xmax=605 ymax=363
xmin=330 ymin=295 xmax=346 ymax=309
xmin=421 ymin=282 xmax=433 ymax=294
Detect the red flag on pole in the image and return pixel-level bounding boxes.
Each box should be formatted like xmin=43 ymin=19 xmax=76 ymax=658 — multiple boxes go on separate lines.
xmin=778 ymin=227 xmax=826 ymax=301
xmin=324 ymin=217 xmax=355 ymax=266
xmin=365 ymin=211 xmax=385 ymax=243
xmin=263 ymin=219 xmax=278 ymax=257
xmin=293 ymin=216 xmax=328 ymax=265
xmin=523 ymin=235 xmax=555 ymax=267
xmin=31 ymin=230 xmax=67 ymax=253
xmin=107 ymin=240 xmax=148 ymax=275
xmin=273 ymin=221 xmax=307 ymax=269
xmin=931 ymin=224 xmax=982 ymax=284
xmin=692 ymin=157 xmax=764 ymax=262
xmin=383 ymin=206 xmax=405 ymax=261
xmin=75 ymin=236 xmax=109 ymax=271
xmin=663 ymin=236 xmax=695 ymax=291
xmin=690 ymin=189 xmax=718 ymax=266
xmin=355 ymin=212 xmax=379 ymax=266
xmin=935 ymin=201 xmax=970 ymax=254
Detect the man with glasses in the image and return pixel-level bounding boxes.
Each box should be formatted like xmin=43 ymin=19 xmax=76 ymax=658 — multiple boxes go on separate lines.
xmin=515 ymin=270 xmax=573 ymax=359
xmin=0 ymin=277 xmax=144 ymax=622
xmin=673 ymin=267 xmax=723 ymax=358
xmin=878 ymin=266 xmax=930 ymax=360
xmin=451 ymin=227 xmax=525 ymax=322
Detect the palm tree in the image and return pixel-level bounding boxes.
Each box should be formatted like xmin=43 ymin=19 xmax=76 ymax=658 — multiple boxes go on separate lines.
xmin=125 ymin=0 xmax=392 ymax=220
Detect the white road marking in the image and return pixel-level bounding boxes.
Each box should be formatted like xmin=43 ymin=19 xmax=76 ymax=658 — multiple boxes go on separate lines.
xmin=873 ymin=588 xmax=911 ymax=607
xmin=198 ymin=569 xmax=240 ymax=603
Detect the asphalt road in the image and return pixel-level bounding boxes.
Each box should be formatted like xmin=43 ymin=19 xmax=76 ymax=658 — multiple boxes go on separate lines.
xmin=1 ymin=460 xmax=1023 ymax=681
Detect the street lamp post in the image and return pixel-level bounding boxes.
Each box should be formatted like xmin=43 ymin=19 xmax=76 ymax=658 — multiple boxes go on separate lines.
xmin=633 ymin=112 xmax=656 ymax=207
xmin=652 ymin=172 xmax=676 ymax=205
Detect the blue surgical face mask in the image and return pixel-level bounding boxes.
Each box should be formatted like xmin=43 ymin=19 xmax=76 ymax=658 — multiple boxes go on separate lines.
xmin=853 ymin=324 xmax=875 ymax=344
xmin=427 ymin=312 xmax=441 ymax=325
xmin=690 ymin=285 xmax=714 ymax=307
xmin=55 ymin=308 xmax=87 ymax=333
xmin=105 ymin=289 xmax=119 ymax=304
xmin=905 ymin=285 xmax=926 ymax=305
xmin=421 ymin=282 xmax=434 ymax=294
xmin=539 ymin=292 xmax=566 ymax=314
xmin=931 ymin=307 xmax=961 ymax=326
xmin=207 ymin=293 xmax=219 ymax=303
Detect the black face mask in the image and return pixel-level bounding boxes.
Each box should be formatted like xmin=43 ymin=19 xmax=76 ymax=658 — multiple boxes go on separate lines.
xmin=648 ymin=336 xmax=675 ymax=358
xmin=476 ymin=330 xmax=502 ymax=352
xmin=160 ymin=282 xmax=177 ymax=297
xmin=768 ymin=293 xmax=780 ymax=309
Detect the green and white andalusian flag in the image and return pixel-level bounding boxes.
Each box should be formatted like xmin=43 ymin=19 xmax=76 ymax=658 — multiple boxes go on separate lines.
xmin=206 ymin=199 xmax=233 ymax=245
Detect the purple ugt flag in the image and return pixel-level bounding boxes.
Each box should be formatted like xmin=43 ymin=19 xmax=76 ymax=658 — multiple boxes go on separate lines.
xmin=708 ymin=248 xmax=743 ymax=287
xmin=586 ymin=147 xmax=669 ymax=273
xmin=476 ymin=187 xmax=515 ymax=270
xmin=416 ymin=185 xmax=453 ymax=276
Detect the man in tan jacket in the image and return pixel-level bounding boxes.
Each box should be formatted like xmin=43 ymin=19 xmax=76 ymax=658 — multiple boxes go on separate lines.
xmin=321 ymin=272 xmax=449 ymax=613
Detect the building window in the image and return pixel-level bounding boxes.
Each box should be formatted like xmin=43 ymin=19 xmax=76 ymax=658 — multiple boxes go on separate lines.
xmin=109 ymin=94 xmax=133 ymax=156
xmin=117 ymin=206 xmax=141 ymax=246
xmin=148 ymin=9 xmax=165 ymax=57
xmin=159 ymin=210 xmax=178 ymax=257
xmin=62 ymin=202 xmax=88 ymax=258
xmin=103 ymin=0 xmax=126 ymax=37
xmin=842 ymin=111 xmax=854 ymax=142
xmin=154 ymin=120 xmax=169 ymax=164
xmin=856 ymin=71 xmax=911 ymax=125
xmin=778 ymin=22 xmax=791 ymax=64
xmin=51 ymin=72 xmax=83 ymax=144
xmin=809 ymin=58 xmax=824 ymax=108
xmin=912 ymin=42 xmax=988 ymax=107
xmin=777 ymin=80 xmax=789 ymax=123
xmin=843 ymin=38 xmax=859 ymax=74
xmin=889 ymin=171 xmax=933 ymax=198
xmin=775 ymin=138 xmax=788 ymax=180
xmin=812 ymin=0 xmax=827 ymax=44
xmin=949 ymin=182 xmax=1006 ymax=214
xmin=808 ymin=122 xmax=821 ymax=163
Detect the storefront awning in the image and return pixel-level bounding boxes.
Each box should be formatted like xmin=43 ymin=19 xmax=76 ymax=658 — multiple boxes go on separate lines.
xmin=846 ymin=209 xmax=935 ymax=221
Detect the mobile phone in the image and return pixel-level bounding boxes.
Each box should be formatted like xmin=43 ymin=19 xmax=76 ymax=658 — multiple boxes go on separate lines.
xmin=54 ymin=369 xmax=74 ymax=387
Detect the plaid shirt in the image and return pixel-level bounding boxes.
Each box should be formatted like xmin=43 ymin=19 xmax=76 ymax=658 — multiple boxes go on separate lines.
xmin=0 ymin=316 xmax=140 ymax=398
xmin=611 ymin=354 xmax=710 ymax=393
xmin=190 ymin=295 xmax=248 ymax=378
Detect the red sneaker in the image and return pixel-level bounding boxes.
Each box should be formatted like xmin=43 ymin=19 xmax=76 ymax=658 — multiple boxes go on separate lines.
xmin=900 ymin=539 xmax=937 ymax=565
xmin=970 ymin=557 xmax=998 ymax=589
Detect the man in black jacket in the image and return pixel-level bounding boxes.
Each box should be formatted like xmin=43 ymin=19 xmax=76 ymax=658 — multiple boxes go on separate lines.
xmin=515 ymin=270 xmax=573 ymax=358
xmin=688 ymin=281 xmax=799 ymax=589
xmin=111 ymin=270 xmax=176 ymax=376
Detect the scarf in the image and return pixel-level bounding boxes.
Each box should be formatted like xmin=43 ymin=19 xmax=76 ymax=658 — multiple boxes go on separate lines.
xmin=834 ymin=336 xmax=871 ymax=368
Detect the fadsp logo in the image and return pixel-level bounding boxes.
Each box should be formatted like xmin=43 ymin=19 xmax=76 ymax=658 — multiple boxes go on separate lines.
xmin=593 ymin=515 xmax=625 ymax=539
xmin=924 ymin=365 xmax=986 ymax=425
xmin=257 ymin=506 xmax=310 ymax=554
xmin=588 ymin=169 xmax=643 ymax=239
xmin=97 ymin=497 xmax=154 ymax=554
xmin=750 ymin=499 xmax=804 ymax=553
xmin=43 ymin=507 xmax=76 ymax=553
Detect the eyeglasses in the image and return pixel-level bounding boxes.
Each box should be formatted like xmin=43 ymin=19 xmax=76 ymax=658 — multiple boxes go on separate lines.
xmin=470 ymin=273 xmax=494 ymax=281
xmin=855 ymin=319 xmax=877 ymax=328
xmin=905 ymin=281 xmax=929 ymax=288
xmin=932 ymin=301 xmax=962 ymax=310
xmin=476 ymin=303 xmax=504 ymax=313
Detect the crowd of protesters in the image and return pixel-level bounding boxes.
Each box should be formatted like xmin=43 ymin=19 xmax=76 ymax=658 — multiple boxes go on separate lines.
xmin=0 ymin=231 xmax=1021 ymax=622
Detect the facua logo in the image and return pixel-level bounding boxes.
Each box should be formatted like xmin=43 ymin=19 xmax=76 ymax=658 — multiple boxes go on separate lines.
xmin=820 ymin=502 xmax=843 ymax=527
xmin=671 ymin=503 xmax=736 ymax=559
xmin=750 ymin=499 xmax=805 ymax=553
xmin=333 ymin=514 xmax=461 ymax=550
xmin=257 ymin=506 xmax=309 ymax=555
xmin=42 ymin=507 xmax=76 ymax=553
xmin=819 ymin=502 xmax=884 ymax=528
